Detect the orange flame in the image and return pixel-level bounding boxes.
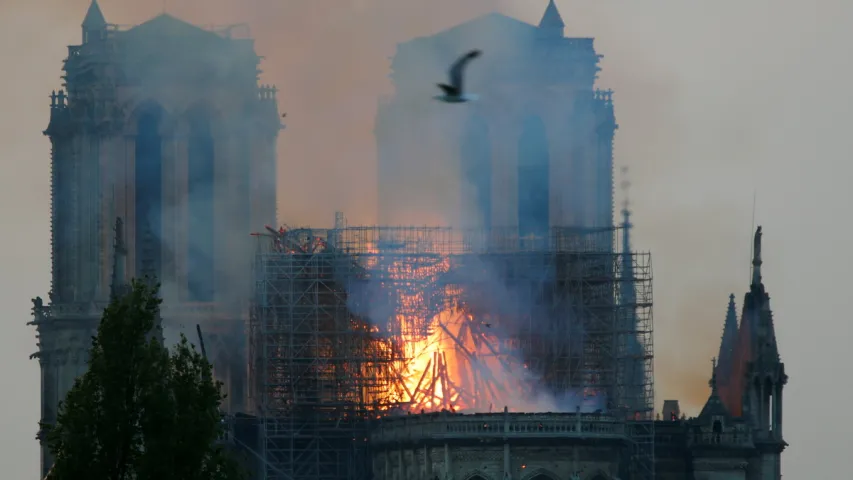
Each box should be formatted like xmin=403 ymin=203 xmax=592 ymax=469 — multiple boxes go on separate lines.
xmin=361 ymin=243 xmax=533 ymax=413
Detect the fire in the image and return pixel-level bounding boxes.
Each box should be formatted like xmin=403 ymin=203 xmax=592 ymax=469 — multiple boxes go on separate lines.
xmin=258 ymin=226 xmax=548 ymax=412
xmin=390 ymin=306 xmax=519 ymax=412
xmin=360 ymin=243 xmax=526 ymax=413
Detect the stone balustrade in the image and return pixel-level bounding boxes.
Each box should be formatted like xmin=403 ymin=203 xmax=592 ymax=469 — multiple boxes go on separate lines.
xmin=370 ymin=411 xmax=627 ymax=445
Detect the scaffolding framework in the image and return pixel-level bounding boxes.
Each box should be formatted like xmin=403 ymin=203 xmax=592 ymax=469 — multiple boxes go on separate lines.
xmin=249 ymin=226 xmax=654 ymax=480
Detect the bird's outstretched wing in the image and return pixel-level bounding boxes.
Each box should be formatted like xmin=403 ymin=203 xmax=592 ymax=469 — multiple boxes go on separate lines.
xmin=448 ymin=49 xmax=482 ymax=92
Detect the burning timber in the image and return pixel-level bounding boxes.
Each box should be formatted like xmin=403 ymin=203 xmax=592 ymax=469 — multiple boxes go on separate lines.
xmin=248 ymin=225 xmax=653 ymax=480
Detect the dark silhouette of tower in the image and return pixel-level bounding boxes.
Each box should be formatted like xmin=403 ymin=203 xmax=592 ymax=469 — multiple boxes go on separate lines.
xmin=712 ymin=226 xmax=788 ymax=479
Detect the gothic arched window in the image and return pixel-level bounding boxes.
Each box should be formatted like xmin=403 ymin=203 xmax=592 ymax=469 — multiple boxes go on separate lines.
xmin=517 ymin=115 xmax=550 ymax=244
xmin=134 ymin=102 xmax=164 ymax=281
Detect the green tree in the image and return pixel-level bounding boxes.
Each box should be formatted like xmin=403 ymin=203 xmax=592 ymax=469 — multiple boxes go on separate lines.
xmin=43 ymin=280 xmax=244 ymax=480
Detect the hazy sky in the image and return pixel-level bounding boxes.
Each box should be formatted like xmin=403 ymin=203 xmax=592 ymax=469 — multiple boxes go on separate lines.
xmin=0 ymin=0 xmax=845 ymax=478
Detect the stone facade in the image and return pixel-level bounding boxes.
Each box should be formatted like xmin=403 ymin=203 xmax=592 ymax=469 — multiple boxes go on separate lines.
xmin=369 ymin=412 xmax=626 ymax=480
xmin=376 ymin=2 xmax=616 ymax=232
xmin=32 ymin=2 xmax=281 ymax=477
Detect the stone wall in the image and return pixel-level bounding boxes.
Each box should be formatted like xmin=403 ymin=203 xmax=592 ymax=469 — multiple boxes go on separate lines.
xmin=370 ymin=412 xmax=628 ymax=480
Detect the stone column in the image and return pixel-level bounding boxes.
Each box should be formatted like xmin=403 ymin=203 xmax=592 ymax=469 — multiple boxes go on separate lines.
xmin=40 ymin=349 xmax=60 ymax=479
xmin=571 ymin=446 xmax=579 ymax=475
xmin=539 ymin=100 xmax=567 ymax=231
xmin=100 ymin=134 xmax=119 ymax=297
xmin=423 ymin=445 xmax=430 ymax=479
xmin=774 ymin=382 xmax=783 ymax=438
xmin=212 ymin=126 xmax=233 ymax=299
xmin=160 ymin=131 xmax=178 ymax=295
xmin=250 ymin=133 xmax=277 ymax=230
xmin=173 ymin=125 xmax=190 ymax=301
xmin=122 ymin=134 xmax=137 ymax=279
xmin=444 ymin=443 xmax=452 ymax=480
xmin=489 ymin=118 xmax=519 ymax=231
xmin=385 ymin=451 xmax=391 ymax=480
xmin=600 ymin=136 xmax=615 ymax=229
xmin=503 ymin=444 xmax=511 ymax=480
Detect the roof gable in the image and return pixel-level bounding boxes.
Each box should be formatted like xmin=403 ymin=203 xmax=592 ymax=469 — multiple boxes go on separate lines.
xmin=437 ymin=12 xmax=538 ymax=40
xmin=122 ymin=14 xmax=225 ymax=45
xmin=697 ymin=391 xmax=732 ymax=420
xmin=400 ymin=12 xmax=539 ymax=52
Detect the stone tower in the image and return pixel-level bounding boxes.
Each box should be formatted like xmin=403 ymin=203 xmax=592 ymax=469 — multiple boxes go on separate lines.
xmin=376 ymin=0 xmax=616 ymax=235
xmin=714 ymin=226 xmax=788 ymax=480
xmin=30 ymin=1 xmax=281 ymax=476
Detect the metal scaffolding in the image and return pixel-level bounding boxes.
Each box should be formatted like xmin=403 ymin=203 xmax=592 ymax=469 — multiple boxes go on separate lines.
xmin=248 ymin=225 xmax=653 ymax=480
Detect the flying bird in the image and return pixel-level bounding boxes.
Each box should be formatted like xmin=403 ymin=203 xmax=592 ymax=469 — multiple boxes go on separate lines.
xmin=434 ymin=49 xmax=482 ymax=103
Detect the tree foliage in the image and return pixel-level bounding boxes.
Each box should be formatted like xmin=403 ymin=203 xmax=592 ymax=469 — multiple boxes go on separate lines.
xmin=43 ymin=280 xmax=244 ymax=480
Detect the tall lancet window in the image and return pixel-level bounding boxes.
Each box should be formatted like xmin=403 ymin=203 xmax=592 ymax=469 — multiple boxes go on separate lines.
xmin=517 ymin=115 xmax=550 ymax=242
xmin=187 ymin=107 xmax=215 ymax=302
xmin=460 ymin=116 xmax=492 ymax=230
xmin=135 ymin=102 xmax=164 ymax=281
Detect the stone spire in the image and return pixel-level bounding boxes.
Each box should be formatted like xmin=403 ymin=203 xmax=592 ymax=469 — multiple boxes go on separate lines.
xmin=709 ymin=358 xmax=718 ymax=392
xmin=538 ymin=0 xmax=565 ymax=37
xmin=744 ymin=225 xmax=778 ymax=362
xmin=82 ymin=0 xmax=107 ymax=43
xmin=738 ymin=226 xmax=786 ymax=445
xmin=715 ymin=294 xmax=738 ymax=379
xmin=619 ymin=181 xmax=635 ymax=309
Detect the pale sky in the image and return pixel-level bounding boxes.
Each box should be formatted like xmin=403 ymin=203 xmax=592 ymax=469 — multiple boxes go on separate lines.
xmin=0 ymin=0 xmax=845 ymax=478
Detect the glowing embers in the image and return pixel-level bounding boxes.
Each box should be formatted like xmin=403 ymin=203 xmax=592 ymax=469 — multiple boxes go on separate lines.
xmin=356 ymin=248 xmax=521 ymax=412
xmin=388 ymin=307 xmax=520 ymax=412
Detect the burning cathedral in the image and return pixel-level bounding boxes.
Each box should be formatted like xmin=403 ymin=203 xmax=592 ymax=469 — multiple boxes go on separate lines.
xmin=31 ymin=1 xmax=787 ymax=480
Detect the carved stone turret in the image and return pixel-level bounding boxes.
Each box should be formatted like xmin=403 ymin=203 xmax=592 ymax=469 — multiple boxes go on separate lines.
xmin=81 ymin=0 xmax=106 ymax=44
